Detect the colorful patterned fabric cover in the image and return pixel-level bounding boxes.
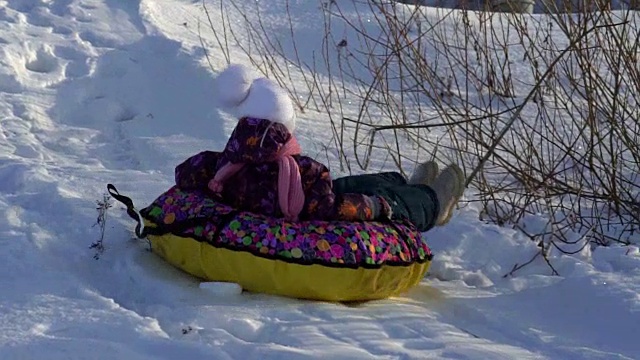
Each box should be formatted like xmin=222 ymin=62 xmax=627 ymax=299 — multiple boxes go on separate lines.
xmin=141 ymin=186 xmax=432 ymax=268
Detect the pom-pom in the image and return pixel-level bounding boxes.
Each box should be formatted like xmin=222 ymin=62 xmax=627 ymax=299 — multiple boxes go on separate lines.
xmin=213 ymin=64 xmax=259 ymax=108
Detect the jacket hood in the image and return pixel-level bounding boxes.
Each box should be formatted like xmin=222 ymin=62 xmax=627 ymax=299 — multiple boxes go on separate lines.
xmin=222 ymin=117 xmax=292 ymax=164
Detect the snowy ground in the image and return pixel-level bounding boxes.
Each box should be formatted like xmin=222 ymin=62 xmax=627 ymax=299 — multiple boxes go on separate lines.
xmin=1 ymin=0 xmax=639 ymax=359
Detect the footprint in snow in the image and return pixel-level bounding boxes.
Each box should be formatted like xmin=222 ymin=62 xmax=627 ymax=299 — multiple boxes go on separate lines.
xmin=6 ymin=0 xmax=43 ymax=13
xmin=51 ymin=25 xmax=73 ymax=35
xmin=25 ymin=46 xmax=59 ymax=74
xmin=14 ymin=43 xmax=90 ymax=85
xmin=24 ymin=6 xmax=55 ymax=29
xmin=53 ymin=45 xmax=92 ymax=78
xmin=79 ymin=30 xmax=122 ymax=49
xmin=0 ymin=7 xmax=21 ymax=24
xmin=49 ymin=0 xmax=74 ymax=17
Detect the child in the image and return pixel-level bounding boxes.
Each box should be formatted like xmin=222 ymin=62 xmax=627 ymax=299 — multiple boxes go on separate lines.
xmin=175 ymin=64 xmax=464 ymax=232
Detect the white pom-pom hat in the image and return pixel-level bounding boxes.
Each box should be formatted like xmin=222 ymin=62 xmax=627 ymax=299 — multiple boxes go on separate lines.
xmin=214 ymin=64 xmax=296 ymax=133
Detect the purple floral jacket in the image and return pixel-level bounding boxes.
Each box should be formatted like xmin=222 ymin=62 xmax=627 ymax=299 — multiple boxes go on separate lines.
xmin=175 ymin=117 xmax=377 ymax=221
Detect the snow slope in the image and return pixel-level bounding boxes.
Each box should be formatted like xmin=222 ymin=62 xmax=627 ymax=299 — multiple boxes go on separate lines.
xmin=0 ymin=0 xmax=638 ymax=359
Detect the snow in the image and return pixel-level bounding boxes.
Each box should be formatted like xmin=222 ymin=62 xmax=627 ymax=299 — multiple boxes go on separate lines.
xmin=0 ymin=0 xmax=638 ymax=359
xmin=199 ymin=282 xmax=243 ymax=296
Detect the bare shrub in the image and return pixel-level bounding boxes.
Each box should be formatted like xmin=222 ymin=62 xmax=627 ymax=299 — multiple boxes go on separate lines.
xmin=90 ymin=193 xmax=112 ymax=260
xmin=201 ymin=0 xmax=640 ymax=271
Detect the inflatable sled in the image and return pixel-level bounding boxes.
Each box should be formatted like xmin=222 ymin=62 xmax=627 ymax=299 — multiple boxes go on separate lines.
xmin=108 ymin=184 xmax=433 ymax=302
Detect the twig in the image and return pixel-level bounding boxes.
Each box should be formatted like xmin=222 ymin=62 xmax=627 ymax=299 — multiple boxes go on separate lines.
xmin=90 ymin=194 xmax=112 ymax=260
xmin=503 ymin=251 xmax=541 ymax=278
xmin=465 ymin=21 xmax=629 ymax=188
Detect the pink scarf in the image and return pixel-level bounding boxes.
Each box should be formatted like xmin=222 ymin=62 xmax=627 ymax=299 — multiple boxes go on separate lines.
xmin=208 ymin=137 xmax=305 ymax=222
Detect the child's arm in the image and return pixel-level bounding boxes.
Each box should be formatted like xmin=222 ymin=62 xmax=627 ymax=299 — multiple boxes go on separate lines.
xmin=305 ymin=166 xmax=391 ymax=222
xmin=175 ymin=151 xmax=221 ymax=190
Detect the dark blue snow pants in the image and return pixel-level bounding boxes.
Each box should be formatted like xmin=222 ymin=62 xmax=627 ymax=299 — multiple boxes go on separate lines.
xmin=332 ymin=172 xmax=439 ymax=232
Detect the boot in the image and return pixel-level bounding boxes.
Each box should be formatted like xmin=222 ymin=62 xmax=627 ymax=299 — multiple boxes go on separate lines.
xmin=408 ymin=160 xmax=439 ymax=185
xmin=430 ymin=164 xmax=465 ymax=226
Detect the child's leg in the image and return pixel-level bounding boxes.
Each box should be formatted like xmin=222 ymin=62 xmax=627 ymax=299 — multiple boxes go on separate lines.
xmin=332 ymin=172 xmax=406 ymax=195
xmin=368 ymin=184 xmax=439 ymax=232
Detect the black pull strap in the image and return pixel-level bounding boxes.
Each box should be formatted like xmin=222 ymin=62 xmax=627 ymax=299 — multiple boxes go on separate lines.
xmin=107 ymin=184 xmax=146 ymax=238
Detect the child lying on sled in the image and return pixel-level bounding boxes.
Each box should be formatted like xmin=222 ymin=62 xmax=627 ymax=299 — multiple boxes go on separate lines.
xmin=174 ymin=64 xmax=464 ymax=232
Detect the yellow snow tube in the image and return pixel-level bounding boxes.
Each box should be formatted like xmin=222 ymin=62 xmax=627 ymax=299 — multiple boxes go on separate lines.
xmin=110 ymin=185 xmax=432 ymax=302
